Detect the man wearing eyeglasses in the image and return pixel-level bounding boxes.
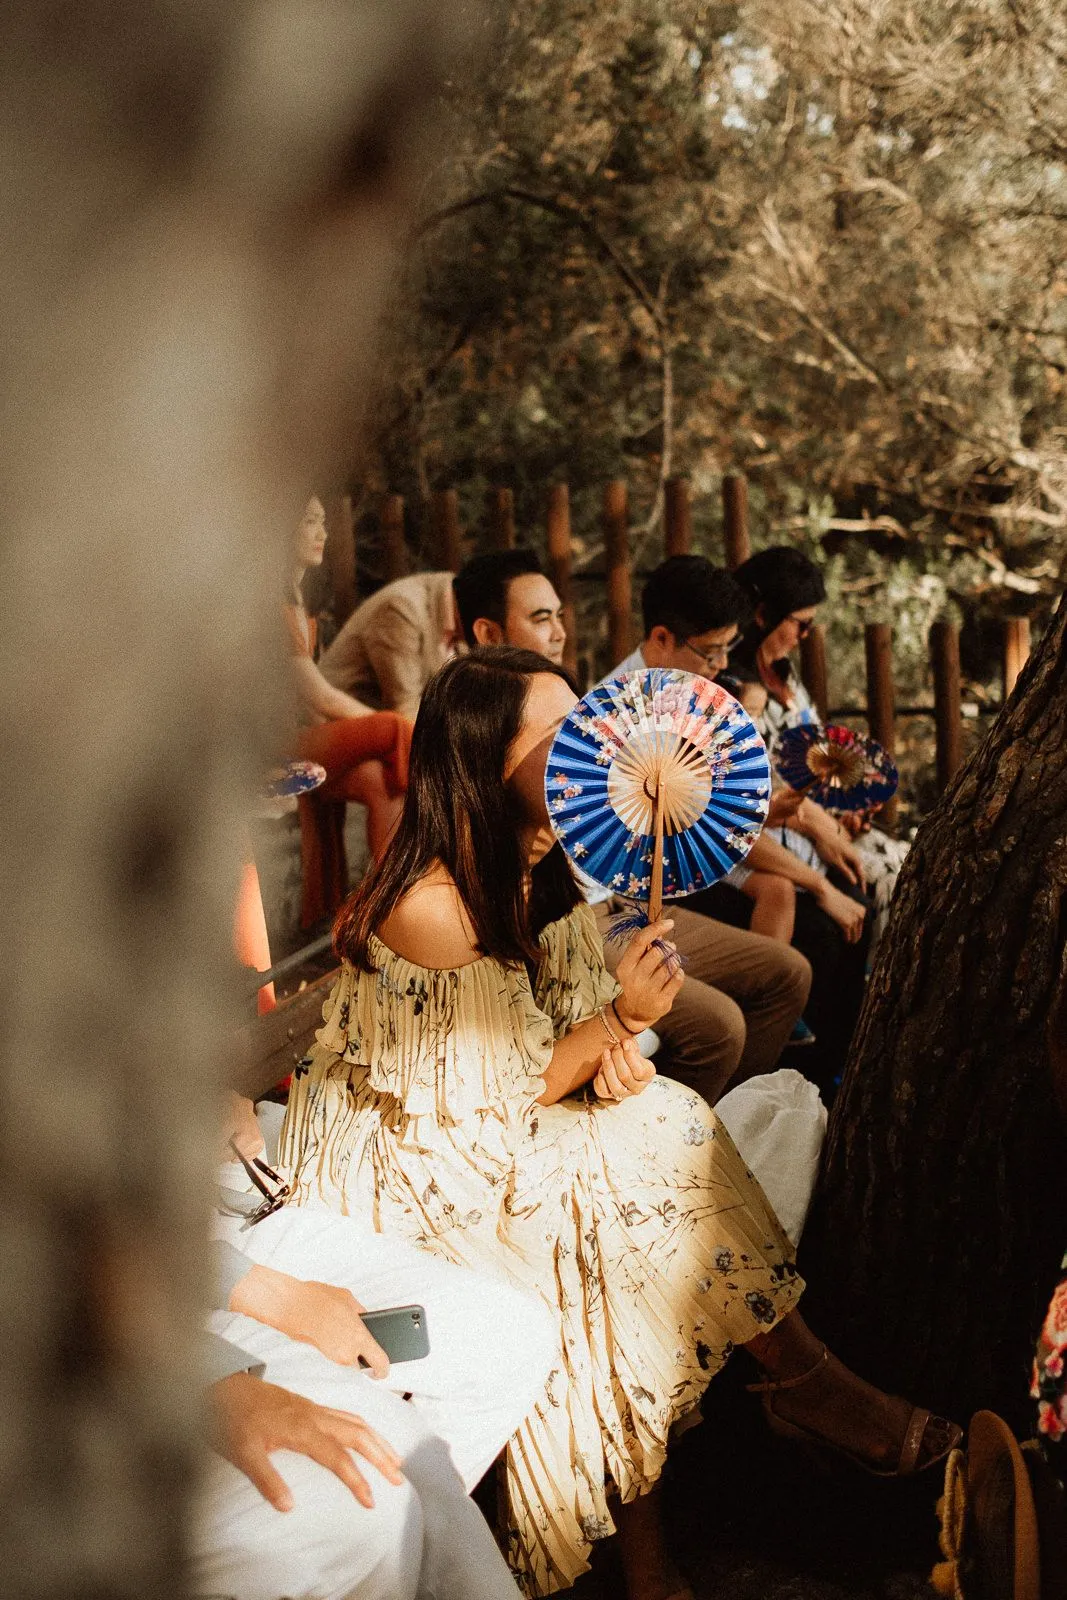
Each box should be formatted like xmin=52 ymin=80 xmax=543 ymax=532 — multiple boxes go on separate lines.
xmin=585 ymin=556 xmax=814 ymax=1104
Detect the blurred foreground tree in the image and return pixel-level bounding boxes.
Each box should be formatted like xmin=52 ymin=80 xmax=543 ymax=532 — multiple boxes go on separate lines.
xmin=0 ymin=2 xmax=472 ymax=1595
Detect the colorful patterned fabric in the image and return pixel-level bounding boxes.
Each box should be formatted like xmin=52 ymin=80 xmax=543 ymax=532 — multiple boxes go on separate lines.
xmin=775 ymin=722 xmax=898 ymax=814
xmin=1033 ymin=1254 xmax=1067 ymax=1488
xmin=546 ymin=668 xmax=771 ymax=901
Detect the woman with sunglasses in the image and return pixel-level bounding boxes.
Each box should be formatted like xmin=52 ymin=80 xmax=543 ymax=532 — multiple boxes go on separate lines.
xmin=699 ymin=547 xmax=878 ymax=1095
xmin=730 ymin=545 xmax=908 ymax=929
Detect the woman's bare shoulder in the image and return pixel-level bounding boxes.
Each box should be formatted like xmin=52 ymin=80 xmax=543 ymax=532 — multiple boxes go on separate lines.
xmin=376 ymin=867 xmax=482 ymax=969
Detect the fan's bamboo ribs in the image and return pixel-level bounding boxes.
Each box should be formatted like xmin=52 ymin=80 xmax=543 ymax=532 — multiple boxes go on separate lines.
xmin=648 ymin=781 xmax=665 ymax=924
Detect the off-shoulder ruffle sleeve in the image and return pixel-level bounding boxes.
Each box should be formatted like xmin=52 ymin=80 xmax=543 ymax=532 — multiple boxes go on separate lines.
xmin=311 ymin=939 xmax=553 ymax=1124
xmin=536 ymin=902 xmax=621 ymax=1037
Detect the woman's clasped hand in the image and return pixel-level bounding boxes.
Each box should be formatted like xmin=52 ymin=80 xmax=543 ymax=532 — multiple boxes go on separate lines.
xmin=593 ymin=1037 xmax=656 ymax=1102
xmin=592 ymin=917 xmax=683 ymax=1100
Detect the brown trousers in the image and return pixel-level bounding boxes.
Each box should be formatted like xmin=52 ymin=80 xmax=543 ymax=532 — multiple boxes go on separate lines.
xmin=593 ymin=900 xmax=812 ymax=1106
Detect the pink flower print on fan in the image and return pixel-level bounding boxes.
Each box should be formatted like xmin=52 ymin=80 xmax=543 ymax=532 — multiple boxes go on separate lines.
xmin=571 ymin=841 xmax=588 ymax=858
xmin=627 ymin=874 xmax=650 ymax=895
xmin=1039 ymin=1399 xmax=1067 ymax=1440
xmin=562 ymin=784 xmax=583 ymax=799
xmin=652 ymin=676 xmax=693 ymax=723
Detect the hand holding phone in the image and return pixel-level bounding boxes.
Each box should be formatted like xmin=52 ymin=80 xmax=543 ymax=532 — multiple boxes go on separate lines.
xmin=360 ymin=1305 xmax=430 ymax=1365
xmin=230 ymin=1269 xmax=393 ymax=1377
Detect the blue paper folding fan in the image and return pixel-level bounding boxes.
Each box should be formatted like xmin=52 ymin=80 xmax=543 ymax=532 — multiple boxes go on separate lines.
xmin=775 ymin=722 xmax=898 ymax=812
xmin=545 ymin=669 xmax=771 ymax=919
xmin=260 ymin=759 xmax=327 ymax=802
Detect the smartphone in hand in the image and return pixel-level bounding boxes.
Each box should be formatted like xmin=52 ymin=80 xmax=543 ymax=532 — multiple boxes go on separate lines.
xmin=360 ymin=1304 xmax=429 ymax=1364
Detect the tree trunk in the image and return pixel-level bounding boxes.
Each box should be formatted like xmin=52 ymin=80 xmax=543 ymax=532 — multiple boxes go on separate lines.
xmin=800 ymin=598 xmax=1067 ymax=1435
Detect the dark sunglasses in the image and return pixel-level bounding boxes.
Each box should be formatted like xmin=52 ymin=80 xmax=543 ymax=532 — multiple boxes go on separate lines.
xmin=785 ymin=613 xmax=815 ymax=638
xmin=223 ymin=1138 xmax=290 ymax=1229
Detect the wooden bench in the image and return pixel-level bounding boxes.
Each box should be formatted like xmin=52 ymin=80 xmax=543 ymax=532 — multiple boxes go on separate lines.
xmin=233 ymin=968 xmax=338 ymax=1101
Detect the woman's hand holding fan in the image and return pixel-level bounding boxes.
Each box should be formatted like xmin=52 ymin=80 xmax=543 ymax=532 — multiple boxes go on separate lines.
xmin=613 ymin=917 xmax=684 ymax=1032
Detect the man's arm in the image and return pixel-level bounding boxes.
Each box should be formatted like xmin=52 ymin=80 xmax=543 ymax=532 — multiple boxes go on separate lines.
xmin=788 ymin=796 xmax=867 ymax=888
xmin=292 ymin=655 xmax=374 ymax=721
xmin=746 ymin=834 xmax=866 ymax=942
xmin=218 ymin=1242 xmax=391 ymax=1377
xmin=363 ymin=605 xmax=429 ymax=720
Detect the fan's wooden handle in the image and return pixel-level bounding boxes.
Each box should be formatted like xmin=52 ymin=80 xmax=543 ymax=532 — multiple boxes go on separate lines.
xmin=648 ymin=781 xmax=664 ymax=923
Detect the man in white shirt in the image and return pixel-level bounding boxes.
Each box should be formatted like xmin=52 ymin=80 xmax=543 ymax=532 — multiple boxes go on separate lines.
xmin=594 ymin=557 xmax=813 ymax=1102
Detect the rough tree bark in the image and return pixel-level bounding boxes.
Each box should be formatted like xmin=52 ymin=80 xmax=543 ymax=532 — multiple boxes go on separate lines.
xmin=801 ymin=597 xmax=1067 ymax=1434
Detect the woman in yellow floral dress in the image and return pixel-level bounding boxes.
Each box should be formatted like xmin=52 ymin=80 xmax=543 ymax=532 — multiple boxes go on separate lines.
xmin=281 ymin=648 xmax=959 ymax=1600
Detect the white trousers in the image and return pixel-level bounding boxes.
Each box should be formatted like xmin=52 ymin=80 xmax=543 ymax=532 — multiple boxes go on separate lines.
xmin=195 ymin=1208 xmax=555 ymax=1600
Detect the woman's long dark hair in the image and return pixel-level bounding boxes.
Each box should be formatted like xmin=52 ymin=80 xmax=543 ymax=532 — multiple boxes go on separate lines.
xmin=731 ymin=546 xmax=827 ymax=673
xmin=334 ymin=647 xmax=582 ymax=971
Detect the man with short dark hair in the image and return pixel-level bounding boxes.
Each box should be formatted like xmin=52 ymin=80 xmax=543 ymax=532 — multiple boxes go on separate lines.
xmin=623 ymin=554 xmax=751 ymax=677
xmin=454 ymin=549 xmax=566 ymax=664
xmin=589 ymin=555 xmax=813 ymax=1103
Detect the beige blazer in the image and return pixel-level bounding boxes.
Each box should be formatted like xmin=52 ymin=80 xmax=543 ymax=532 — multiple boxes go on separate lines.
xmin=318 ymin=571 xmax=457 ymax=720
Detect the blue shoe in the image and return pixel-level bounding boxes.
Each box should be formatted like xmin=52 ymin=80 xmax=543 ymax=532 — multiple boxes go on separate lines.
xmin=787 ymin=1018 xmax=816 ymax=1047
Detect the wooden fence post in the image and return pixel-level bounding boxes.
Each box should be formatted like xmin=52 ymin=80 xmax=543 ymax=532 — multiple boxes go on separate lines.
xmin=722 ymin=473 xmax=751 ymax=570
xmin=381 ymin=493 xmax=408 ymax=582
xmin=800 ymin=623 xmax=829 ymax=723
xmin=487 ymin=486 xmax=515 ymax=551
xmin=1002 ymin=616 xmax=1031 ymax=701
xmin=864 ymin=622 xmax=898 ymax=827
xmin=546 ymin=483 xmax=578 ymax=680
xmin=664 ymin=477 xmax=692 ymax=557
xmin=432 ymin=488 xmax=463 ymax=573
xmin=603 ymin=480 xmax=633 ymax=665
xmin=931 ymin=620 xmax=963 ymax=791
xmin=325 ymin=492 xmax=357 ymax=624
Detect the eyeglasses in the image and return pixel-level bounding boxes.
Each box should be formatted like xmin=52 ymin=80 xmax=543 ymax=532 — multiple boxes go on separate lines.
xmin=223 ymin=1138 xmax=290 ymax=1229
xmin=681 ymin=637 xmax=736 ymax=672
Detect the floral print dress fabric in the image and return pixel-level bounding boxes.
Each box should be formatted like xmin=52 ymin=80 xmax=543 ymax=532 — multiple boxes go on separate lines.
xmin=1033 ymin=1252 xmax=1067 ymax=1488
xmin=280 ymin=903 xmax=803 ymax=1595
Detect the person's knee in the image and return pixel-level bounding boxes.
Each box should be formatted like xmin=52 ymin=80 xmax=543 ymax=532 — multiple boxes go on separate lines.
xmin=778 ymin=943 xmax=813 ymax=1009
xmin=764 ymin=876 xmax=796 ymax=913
xmin=324 ymin=1470 xmax=423 ymax=1599
xmin=194 ymin=1452 xmax=424 ymax=1600
xmin=461 ymin=1278 xmax=555 ymax=1413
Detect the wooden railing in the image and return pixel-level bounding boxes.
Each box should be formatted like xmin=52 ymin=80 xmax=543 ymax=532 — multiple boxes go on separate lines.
xmin=326 ymin=475 xmax=1033 ymax=800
